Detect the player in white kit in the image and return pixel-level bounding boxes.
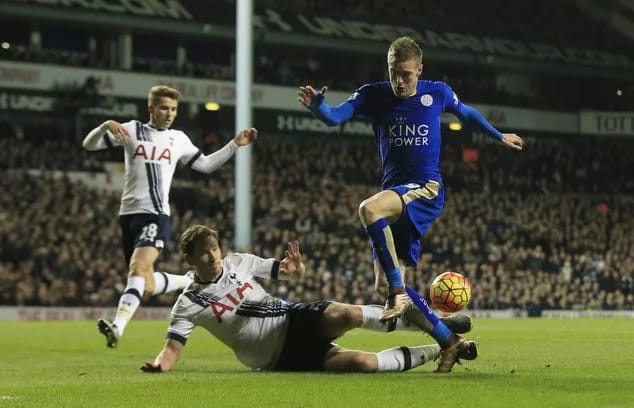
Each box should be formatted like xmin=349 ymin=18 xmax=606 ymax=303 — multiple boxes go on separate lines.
xmin=140 ymin=225 xmax=478 ymax=373
xmin=82 ymin=85 xmax=258 ymax=348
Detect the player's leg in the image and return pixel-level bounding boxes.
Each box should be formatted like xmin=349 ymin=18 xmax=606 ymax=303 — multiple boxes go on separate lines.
xmin=139 ymin=215 xmax=192 ymax=296
xmin=275 ymin=301 xmax=460 ymax=373
xmin=104 ymin=246 xmax=159 ymax=344
xmin=99 ymin=244 xmax=159 ymax=348
xmin=388 ymin=185 xmax=478 ymax=371
xmin=372 ymin=258 xmax=408 ymax=296
xmin=387 ymin=183 xmax=458 ymax=346
xmin=406 ymin=285 xmax=478 ymax=372
xmin=402 ymin=302 xmax=473 ymax=334
xmin=323 ymin=344 xmax=440 ymax=373
xmin=318 ymin=302 xmax=471 ymax=340
xmin=149 ymin=270 xmax=193 ymax=296
xmin=374 ymin=257 xmax=471 ymax=334
xmin=358 ymin=189 xmax=409 ymax=321
xmin=100 ymin=215 xmax=188 ymax=348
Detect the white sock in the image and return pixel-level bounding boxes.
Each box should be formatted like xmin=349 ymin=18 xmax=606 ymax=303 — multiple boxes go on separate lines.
xmin=112 ymin=276 xmax=145 ymax=336
xmin=359 ymin=305 xmax=419 ymax=332
xmin=376 ymin=345 xmax=440 ymax=372
xmin=151 ymin=271 xmax=193 ymax=295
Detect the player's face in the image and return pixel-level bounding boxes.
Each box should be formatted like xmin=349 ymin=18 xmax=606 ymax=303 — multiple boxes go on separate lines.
xmin=148 ymin=96 xmax=178 ymax=130
xmin=189 ymin=236 xmax=223 ymax=277
xmin=387 ymin=55 xmax=422 ymax=98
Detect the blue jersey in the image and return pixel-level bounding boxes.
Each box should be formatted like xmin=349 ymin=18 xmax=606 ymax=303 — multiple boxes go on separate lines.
xmin=346 ymin=80 xmax=460 ymax=188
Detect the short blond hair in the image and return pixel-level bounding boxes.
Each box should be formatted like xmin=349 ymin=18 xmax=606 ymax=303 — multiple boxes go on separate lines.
xmin=148 ymin=85 xmax=181 ymax=106
xmin=388 ymin=36 xmax=423 ymax=63
xmin=179 ymin=225 xmax=218 ymax=255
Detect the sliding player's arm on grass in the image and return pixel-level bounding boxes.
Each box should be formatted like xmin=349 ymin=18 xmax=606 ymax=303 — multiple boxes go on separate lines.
xmin=141 ymin=310 xmax=193 ymax=373
xmin=140 ymin=338 xmax=183 ymax=373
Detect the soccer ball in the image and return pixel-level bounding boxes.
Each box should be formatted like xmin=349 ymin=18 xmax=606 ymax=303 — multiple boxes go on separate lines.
xmin=429 ymin=272 xmax=471 ymax=312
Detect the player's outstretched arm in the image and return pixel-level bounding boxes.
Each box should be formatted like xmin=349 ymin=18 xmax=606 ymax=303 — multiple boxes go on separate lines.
xmin=279 ymin=240 xmax=306 ymax=280
xmin=297 ymin=84 xmax=354 ymax=126
xmin=454 ymin=104 xmax=524 ymax=151
xmin=82 ymin=120 xmax=130 ymax=150
xmin=140 ymin=339 xmax=183 ymax=373
xmin=190 ymin=128 xmax=258 ymax=174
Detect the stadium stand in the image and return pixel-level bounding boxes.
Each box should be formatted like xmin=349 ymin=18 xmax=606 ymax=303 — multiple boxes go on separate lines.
xmin=0 ymin=0 xmax=632 ymax=313
xmin=1 ymin=1 xmax=633 ymax=110
xmin=1 ymin=132 xmax=632 ymax=311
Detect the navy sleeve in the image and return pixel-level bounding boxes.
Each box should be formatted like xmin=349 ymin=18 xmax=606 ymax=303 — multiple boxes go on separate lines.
xmin=455 ymin=104 xmax=504 ymax=141
xmin=441 ymin=83 xmax=462 ymax=113
xmin=311 ymin=100 xmax=355 ymax=126
xmin=443 ymin=83 xmax=503 ymax=141
xmin=344 ymin=84 xmax=373 ymax=116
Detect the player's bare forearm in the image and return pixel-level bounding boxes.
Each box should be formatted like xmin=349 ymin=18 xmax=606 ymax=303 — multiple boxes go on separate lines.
xmin=140 ymin=339 xmax=182 ymax=373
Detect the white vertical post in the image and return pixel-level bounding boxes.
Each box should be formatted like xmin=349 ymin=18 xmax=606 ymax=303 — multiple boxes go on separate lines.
xmin=234 ymin=0 xmax=253 ymax=249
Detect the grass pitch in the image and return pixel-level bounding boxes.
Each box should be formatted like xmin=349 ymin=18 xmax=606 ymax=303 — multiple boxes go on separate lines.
xmin=0 ymin=318 xmax=632 ymax=408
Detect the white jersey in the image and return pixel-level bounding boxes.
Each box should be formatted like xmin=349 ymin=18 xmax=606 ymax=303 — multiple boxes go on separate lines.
xmin=167 ymin=253 xmax=290 ymax=370
xmin=101 ymin=120 xmax=201 ymax=215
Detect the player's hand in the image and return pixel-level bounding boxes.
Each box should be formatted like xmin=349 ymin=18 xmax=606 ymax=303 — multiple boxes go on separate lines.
xmin=104 ymin=120 xmax=130 ymax=144
xmin=233 ymin=128 xmax=258 ymax=146
xmin=501 ymin=133 xmax=524 ymax=151
xmin=139 ymin=362 xmax=162 ymax=373
xmin=234 ymin=128 xmax=258 ymax=146
xmin=280 ymin=240 xmax=305 ymax=278
xmin=298 ymin=85 xmax=327 ymax=109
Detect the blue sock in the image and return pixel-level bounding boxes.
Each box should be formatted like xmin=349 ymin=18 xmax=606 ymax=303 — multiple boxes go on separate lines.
xmin=365 ymin=218 xmax=402 ymax=288
xmin=405 ymin=286 xmax=453 ymax=347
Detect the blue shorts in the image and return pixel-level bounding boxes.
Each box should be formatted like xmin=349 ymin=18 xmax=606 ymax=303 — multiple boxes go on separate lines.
xmin=385 ymin=181 xmax=445 ymax=267
xmin=119 ymin=213 xmax=171 ymax=265
xmin=274 ymin=301 xmax=335 ymax=371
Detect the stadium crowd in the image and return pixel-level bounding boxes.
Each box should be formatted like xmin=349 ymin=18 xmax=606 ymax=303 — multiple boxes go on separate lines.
xmin=1 ymin=0 xmax=632 ymax=312
xmin=2 ymin=1 xmax=633 ymax=112
xmin=1 ymin=130 xmax=632 ymax=312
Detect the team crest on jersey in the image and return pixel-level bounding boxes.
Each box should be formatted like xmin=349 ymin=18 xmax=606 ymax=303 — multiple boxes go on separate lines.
xmin=420 ymin=94 xmax=433 ymax=107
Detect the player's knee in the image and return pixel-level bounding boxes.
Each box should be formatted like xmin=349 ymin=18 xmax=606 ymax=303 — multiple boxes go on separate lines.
xmin=324 ymin=303 xmax=361 ymax=328
xmin=126 ymin=262 xmax=154 ymax=295
xmin=358 ymin=199 xmax=379 ymax=224
xmin=342 ymin=305 xmax=363 ymax=327
xmin=350 ymin=353 xmax=378 ymax=373
xmin=128 ymin=261 xmax=151 ymax=277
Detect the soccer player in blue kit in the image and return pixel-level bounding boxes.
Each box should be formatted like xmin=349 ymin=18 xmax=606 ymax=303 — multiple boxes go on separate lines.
xmin=298 ymin=36 xmax=524 ymax=372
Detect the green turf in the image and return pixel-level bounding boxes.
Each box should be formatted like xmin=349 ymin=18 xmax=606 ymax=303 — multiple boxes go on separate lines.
xmin=0 ymin=318 xmax=632 ymax=408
